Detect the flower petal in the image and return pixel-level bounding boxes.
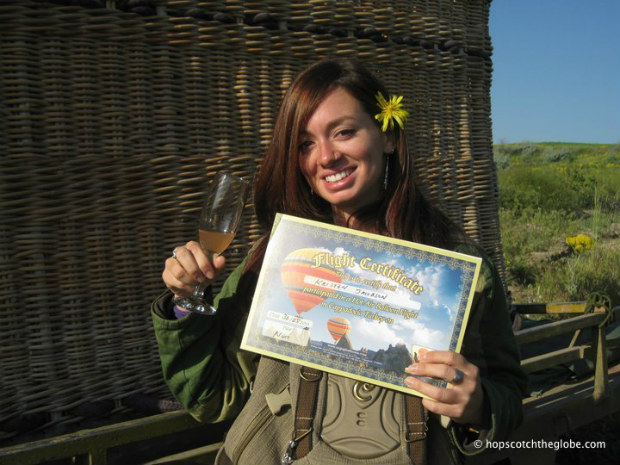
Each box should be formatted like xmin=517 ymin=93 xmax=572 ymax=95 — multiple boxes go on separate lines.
xmin=376 ymin=92 xmax=388 ymax=107
xmin=393 ymin=114 xmax=404 ymax=128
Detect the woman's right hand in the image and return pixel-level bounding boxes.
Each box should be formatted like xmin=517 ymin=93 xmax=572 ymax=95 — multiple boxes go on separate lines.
xmin=162 ymin=241 xmax=226 ymax=298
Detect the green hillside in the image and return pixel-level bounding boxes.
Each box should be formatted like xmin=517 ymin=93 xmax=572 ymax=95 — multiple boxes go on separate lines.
xmin=493 ymin=142 xmax=620 ymax=306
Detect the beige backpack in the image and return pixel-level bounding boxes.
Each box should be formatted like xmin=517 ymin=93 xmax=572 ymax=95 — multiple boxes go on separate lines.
xmin=215 ymin=356 xmax=445 ymax=465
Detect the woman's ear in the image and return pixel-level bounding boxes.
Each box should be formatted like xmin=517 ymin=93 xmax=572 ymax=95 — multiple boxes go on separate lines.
xmin=382 ymin=132 xmax=395 ymax=155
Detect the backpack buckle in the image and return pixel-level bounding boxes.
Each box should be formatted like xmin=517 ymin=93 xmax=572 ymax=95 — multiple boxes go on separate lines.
xmin=281 ymin=439 xmax=297 ymax=465
xmin=281 ymin=428 xmax=312 ymax=465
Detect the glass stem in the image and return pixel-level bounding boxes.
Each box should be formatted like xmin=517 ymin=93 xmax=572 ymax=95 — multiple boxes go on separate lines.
xmin=193 ymin=281 xmax=208 ymax=299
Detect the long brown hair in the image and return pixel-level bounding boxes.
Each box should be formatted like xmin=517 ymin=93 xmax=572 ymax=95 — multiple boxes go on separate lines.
xmin=247 ymin=58 xmax=455 ymax=272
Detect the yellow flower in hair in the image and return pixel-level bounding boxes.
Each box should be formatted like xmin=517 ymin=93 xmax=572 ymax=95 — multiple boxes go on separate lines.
xmin=375 ymin=92 xmax=409 ymax=132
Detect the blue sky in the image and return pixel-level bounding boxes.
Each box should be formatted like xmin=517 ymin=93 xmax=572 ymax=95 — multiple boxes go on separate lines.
xmin=490 ymin=0 xmax=620 ymax=144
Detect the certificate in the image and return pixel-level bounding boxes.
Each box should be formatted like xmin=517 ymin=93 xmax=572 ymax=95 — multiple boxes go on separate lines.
xmin=241 ymin=214 xmax=482 ymax=397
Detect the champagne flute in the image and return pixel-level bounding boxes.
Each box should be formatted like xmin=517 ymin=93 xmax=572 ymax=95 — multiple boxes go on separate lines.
xmin=174 ymin=172 xmax=250 ymax=315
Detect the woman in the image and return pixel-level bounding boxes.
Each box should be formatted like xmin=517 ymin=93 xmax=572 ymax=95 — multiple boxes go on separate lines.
xmin=153 ymin=58 xmax=526 ymax=465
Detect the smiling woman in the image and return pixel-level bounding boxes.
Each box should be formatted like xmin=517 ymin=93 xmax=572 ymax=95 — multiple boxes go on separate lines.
xmin=253 ymin=59 xmax=456 ymax=244
xmin=153 ymin=58 xmax=527 ymax=465
xmin=298 ymin=87 xmax=391 ymax=224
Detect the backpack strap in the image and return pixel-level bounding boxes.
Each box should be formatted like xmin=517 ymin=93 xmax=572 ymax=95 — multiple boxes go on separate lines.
xmin=404 ymin=394 xmax=428 ymax=465
xmin=292 ymin=367 xmax=428 ymax=465
xmin=289 ymin=366 xmax=322 ymax=461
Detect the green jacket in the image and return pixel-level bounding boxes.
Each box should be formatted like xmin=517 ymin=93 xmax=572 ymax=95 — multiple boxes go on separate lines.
xmin=152 ymin=244 xmax=526 ymax=464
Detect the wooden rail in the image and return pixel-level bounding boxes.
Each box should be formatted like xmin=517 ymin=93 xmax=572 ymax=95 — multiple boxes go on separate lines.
xmin=516 ymin=306 xmax=619 ymax=401
xmin=468 ymin=304 xmax=620 ymax=465
xmin=0 ymin=410 xmax=218 ymax=465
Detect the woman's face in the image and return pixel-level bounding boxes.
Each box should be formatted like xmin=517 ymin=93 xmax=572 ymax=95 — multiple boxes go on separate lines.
xmin=299 ymin=87 xmax=393 ymax=222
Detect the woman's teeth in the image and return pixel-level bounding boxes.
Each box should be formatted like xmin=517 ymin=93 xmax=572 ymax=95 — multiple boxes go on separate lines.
xmin=325 ymin=169 xmax=352 ymax=183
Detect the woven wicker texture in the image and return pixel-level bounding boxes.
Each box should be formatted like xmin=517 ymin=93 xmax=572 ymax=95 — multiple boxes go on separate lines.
xmin=0 ymin=0 xmax=501 ymax=442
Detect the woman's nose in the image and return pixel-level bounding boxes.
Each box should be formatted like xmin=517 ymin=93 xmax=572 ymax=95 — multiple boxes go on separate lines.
xmin=318 ymin=141 xmax=340 ymax=165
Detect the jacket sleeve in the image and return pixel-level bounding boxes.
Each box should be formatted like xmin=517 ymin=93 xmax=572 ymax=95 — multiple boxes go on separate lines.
xmin=448 ymin=250 xmax=527 ymax=456
xmin=151 ymin=257 xmax=260 ymax=423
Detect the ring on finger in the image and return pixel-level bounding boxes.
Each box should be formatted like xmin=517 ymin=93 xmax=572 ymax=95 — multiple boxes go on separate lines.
xmin=172 ymin=247 xmax=180 ymax=259
xmin=451 ymin=368 xmax=464 ymax=385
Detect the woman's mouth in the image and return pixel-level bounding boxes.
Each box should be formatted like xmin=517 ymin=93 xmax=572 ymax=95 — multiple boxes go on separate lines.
xmin=325 ymin=168 xmax=353 ymax=183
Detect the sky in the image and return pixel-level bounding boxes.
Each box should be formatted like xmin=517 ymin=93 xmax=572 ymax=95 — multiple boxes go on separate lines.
xmin=489 ymin=0 xmax=620 ymax=144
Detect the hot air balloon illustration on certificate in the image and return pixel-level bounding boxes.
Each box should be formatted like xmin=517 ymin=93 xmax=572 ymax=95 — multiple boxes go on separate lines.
xmin=327 ymin=317 xmax=350 ymax=343
xmin=327 ymin=317 xmax=354 ymax=349
xmin=280 ymin=248 xmax=342 ymax=315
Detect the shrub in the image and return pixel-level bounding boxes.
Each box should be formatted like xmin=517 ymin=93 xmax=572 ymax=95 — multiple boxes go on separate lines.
xmin=500 ymin=208 xmax=569 ymax=254
xmin=565 ymin=167 xmax=597 ymax=210
xmin=493 ymin=142 xmax=540 ymax=167
xmin=593 ymin=169 xmax=620 ymax=211
xmin=515 ymin=142 xmax=539 ymax=161
xmin=542 ymin=146 xmax=574 ymax=163
xmin=540 ymin=247 xmax=620 ymax=307
xmin=493 ymin=148 xmax=511 ymax=170
xmin=606 ymin=154 xmax=620 ymax=166
xmin=498 ymin=167 xmax=579 ymax=212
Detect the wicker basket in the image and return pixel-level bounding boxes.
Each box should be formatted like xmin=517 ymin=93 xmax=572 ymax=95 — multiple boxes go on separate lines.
xmin=0 ymin=0 xmax=501 ymax=444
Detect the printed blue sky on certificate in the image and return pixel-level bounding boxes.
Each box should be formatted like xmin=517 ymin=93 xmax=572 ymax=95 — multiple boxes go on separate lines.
xmin=259 ymin=221 xmax=470 ymax=353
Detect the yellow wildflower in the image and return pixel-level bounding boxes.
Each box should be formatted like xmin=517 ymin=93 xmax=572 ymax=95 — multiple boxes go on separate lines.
xmin=375 ymin=92 xmax=409 ymax=132
xmin=566 ymin=234 xmax=595 ymax=253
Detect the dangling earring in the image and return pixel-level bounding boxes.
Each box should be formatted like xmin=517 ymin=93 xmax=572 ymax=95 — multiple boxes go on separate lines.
xmin=383 ymin=155 xmax=390 ymax=190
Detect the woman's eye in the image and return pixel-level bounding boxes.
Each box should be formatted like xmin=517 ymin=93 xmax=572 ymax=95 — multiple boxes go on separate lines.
xmin=337 ymin=129 xmax=356 ymax=138
xmin=299 ymin=140 xmax=314 ymax=152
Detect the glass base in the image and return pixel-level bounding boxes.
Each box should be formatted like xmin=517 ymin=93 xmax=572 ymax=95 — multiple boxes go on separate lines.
xmin=174 ymin=295 xmax=217 ymax=316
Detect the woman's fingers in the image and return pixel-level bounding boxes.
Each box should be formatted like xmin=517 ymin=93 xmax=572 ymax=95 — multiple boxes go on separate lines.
xmin=175 ymin=242 xmax=209 ymax=280
xmin=404 ymin=375 xmax=459 ymax=403
xmin=162 ymin=259 xmax=194 ymax=296
xmin=416 ymin=348 xmax=463 ymax=368
xmin=212 ymin=254 xmax=227 ymax=274
xmin=403 ymin=349 xmax=484 ymax=424
xmin=404 ymin=373 xmax=477 ymax=421
xmin=183 ymin=241 xmax=213 ymax=280
xmin=405 ymin=360 xmax=466 ymax=386
xmin=162 ymin=241 xmax=227 ymax=297
xmin=422 ymin=396 xmax=468 ymax=420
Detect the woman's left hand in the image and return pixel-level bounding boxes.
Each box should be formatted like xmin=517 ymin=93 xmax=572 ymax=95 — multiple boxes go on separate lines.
xmin=404 ymin=348 xmax=486 ymax=426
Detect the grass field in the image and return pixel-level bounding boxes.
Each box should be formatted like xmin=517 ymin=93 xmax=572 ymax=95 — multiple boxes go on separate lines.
xmin=495 ymin=142 xmax=620 ymax=307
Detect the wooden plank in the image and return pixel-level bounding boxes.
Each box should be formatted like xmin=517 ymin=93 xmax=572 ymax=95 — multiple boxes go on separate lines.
xmin=514 ymin=302 xmax=587 ymax=314
xmin=593 ymin=326 xmax=609 ymax=401
xmin=514 ymin=312 xmax=607 ymax=345
xmin=520 ymin=346 xmax=586 ymax=374
xmin=143 ymin=442 xmax=222 ymax=465
xmin=546 ymin=303 xmax=589 ymax=314
xmin=0 ymin=410 xmax=200 ymax=465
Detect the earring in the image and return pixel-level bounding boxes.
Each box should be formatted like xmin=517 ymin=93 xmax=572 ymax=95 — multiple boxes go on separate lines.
xmin=383 ymin=155 xmax=390 ymax=190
